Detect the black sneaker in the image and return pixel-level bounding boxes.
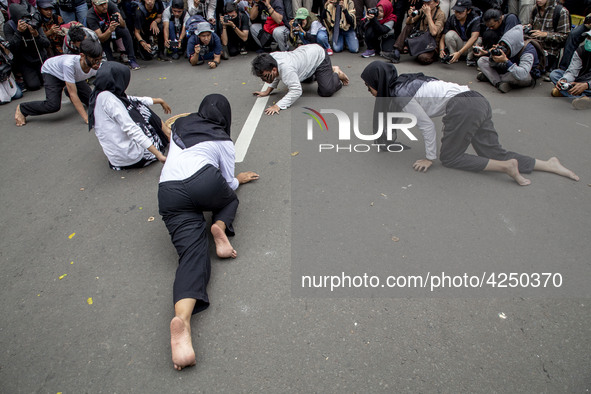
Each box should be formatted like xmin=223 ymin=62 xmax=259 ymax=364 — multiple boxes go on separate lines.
xmin=476 ymin=72 xmax=488 ymax=82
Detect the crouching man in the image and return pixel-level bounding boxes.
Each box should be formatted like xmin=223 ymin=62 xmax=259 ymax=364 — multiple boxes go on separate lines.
xmin=251 ymin=43 xmax=349 ymax=115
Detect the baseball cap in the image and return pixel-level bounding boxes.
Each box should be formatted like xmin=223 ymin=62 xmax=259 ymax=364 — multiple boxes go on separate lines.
xmin=92 ymin=0 xmax=109 ymax=5
xmin=295 ymin=7 xmax=309 ymax=19
xmin=196 ymin=21 xmax=214 ymax=35
xmin=452 ymin=0 xmax=472 ymax=11
xmin=37 ymin=0 xmax=54 ymax=9
xmin=583 ymin=31 xmax=591 ymax=38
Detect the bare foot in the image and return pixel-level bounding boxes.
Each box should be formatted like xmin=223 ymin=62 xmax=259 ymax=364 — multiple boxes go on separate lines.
xmin=211 ymin=223 xmax=237 ymax=258
xmin=543 ymin=157 xmax=579 ymax=181
xmin=332 ymin=66 xmax=349 ymax=86
xmin=505 ymin=159 xmax=531 ymax=186
xmin=15 ymin=105 xmax=26 ymax=127
xmin=170 ymin=316 xmax=196 ymax=371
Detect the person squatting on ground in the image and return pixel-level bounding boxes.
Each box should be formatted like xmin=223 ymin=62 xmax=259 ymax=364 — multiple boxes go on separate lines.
xmin=550 ymin=30 xmax=591 ymax=110
xmin=439 ymin=0 xmax=481 ymax=66
xmin=361 ymin=0 xmax=396 ymax=59
xmin=288 ymin=8 xmax=326 ymax=51
xmin=251 ymin=43 xmax=349 ymax=115
xmin=37 ymin=0 xmax=64 ymax=58
xmin=249 ymin=0 xmax=290 ymax=52
xmin=88 ymin=61 xmax=172 ymax=170
xmin=187 ymin=21 xmax=222 ymax=68
xmin=86 ymin=0 xmax=141 ymax=69
xmin=163 ymin=0 xmax=189 ymax=60
xmin=559 ymin=13 xmax=590 ymax=71
xmin=220 ymin=2 xmax=249 ymax=57
xmin=14 ymin=38 xmax=103 ymax=126
xmin=360 ymin=61 xmax=579 ymax=186
xmin=476 ymin=25 xmax=540 ymax=93
xmin=157 ymin=94 xmax=259 ymax=371
xmin=4 ymin=3 xmax=49 ymax=91
xmin=391 ymin=0 xmax=446 ymax=64
xmin=134 ymin=0 xmax=168 ymax=60
xmin=481 ymin=8 xmax=520 ymax=49
xmin=319 ymin=0 xmax=359 ymax=54
xmin=525 ymin=0 xmax=570 ymax=73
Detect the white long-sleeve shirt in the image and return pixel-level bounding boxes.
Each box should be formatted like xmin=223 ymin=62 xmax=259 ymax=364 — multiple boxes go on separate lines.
xmin=403 ymin=80 xmax=469 ymax=160
xmin=270 ymin=44 xmax=327 ymax=110
xmin=93 ymin=92 xmax=155 ymax=167
xmin=159 ymin=135 xmax=239 ymax=190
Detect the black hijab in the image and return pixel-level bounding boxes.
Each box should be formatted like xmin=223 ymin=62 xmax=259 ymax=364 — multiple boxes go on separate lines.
xmin=88 ymin=61 xmax=133 ymax=130
xmin=171 ymin=94 xmax=232 ymax=149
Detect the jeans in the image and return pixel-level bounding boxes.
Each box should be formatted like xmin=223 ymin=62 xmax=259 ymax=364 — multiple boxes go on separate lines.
xmin=316 ymin=28 xmax=359 ymax=53
xmin=550 ymin=69 xmax=591 ymax=98
xmin=559 ymin=25 xmax=590 ymax=71
xmin=60 ymin=3 xmax=88 ymax=26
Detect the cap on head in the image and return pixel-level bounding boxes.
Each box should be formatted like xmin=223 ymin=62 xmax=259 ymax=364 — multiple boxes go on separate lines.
xmin=92 ymin=0 xmax=108 ymax=5
xmin=295 ymin=7 xmax=309 ymax=19
xmin=196 ymin=21 xmax=213 ymax=35
xmin=583 ymin=31 xmax=591 ymax=39
xmin=452 ymin=0 xmax=472 ymax=12
xmin=37 ymin=0 xmax=54 ymax=9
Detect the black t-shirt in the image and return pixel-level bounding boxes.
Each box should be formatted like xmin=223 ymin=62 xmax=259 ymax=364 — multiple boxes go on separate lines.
xmin=134 ymin=0 xmax=164 ymax=32
xmin=443 ymin=12 xmax=481 ymax=41
xmin=87 ymin=2 xmax=121 ymax=32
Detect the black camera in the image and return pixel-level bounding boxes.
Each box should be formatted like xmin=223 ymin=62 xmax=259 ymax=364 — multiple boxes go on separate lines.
xmin=170 ymin=39 xmax=179 ymax=48
xmin=112 ymin=14 xmax=119 ymax=23
xmin=522 ymin=25 xmax=531 ymax=35
xmin=367 ymin=7 xmax=378 ymax=16
xmin=472 ymin=45 xmax=483 ymax=54
xmin=410 ymin=9 xmax=419 ymax=17
xmin=293 ymin=19 xmax=300 ymax=28
xmin=490 ymin=47 xmax=504 ymax=57
xmin=223 ymin=15 xmax=231 ymax=22
xmin=22 ymin=14 xmax=41 ymax=30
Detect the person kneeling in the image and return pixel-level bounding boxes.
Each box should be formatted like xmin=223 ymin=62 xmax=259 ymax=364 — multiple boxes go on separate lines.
xmin=88 ymin=62 xmax=172 ymax=170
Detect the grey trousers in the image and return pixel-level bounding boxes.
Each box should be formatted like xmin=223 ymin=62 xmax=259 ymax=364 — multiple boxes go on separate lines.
xmin=439 ymin=91 xmax=535 ymax=173
xmin=477 ymin=56 xmax=533 ymax=88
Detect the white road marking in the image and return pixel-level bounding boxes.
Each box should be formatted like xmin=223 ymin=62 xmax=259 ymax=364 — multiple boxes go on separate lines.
xmin=235 ymin=83 xmax=270 ymax=163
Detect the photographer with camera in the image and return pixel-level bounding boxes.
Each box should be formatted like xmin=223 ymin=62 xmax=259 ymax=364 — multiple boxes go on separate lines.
xmin=360 ymin=0 xmax=396 ymax=58
xmin=476 ymin=25 xmax=540 ymax=93
xmin=289 ymin=8 xmax=326 ymax=49
xmin=391 ymin=0 xmax=445 ymax=64
xmin=3 ymin=3 xmax=49 ymax=91
xmin=318 ymin=0 xmax=358 ymax=53
xmin=550 ymin=31 xmax=591 ymax=110
xmin=439 ymin=0 xmax=481 ymax=66
xmin=249 ymin=0 xmax=290 ymax=51
xmin=481 ymin=8 xmax=520 ymax=49
xmin=559 ymin=13 xmax=591 ymax=70
xmin=0 ymin=38 xmax=23 ymax=104
xmin=37 ymin=0 xmax=64 ymax=58
xmin=163 ymin=0 xmax=189 ymax=60
xmin=87 ymin=0 xmax=140 ymax=69
xmin=524 ymin=0 xmax=570 ymax=74
xmin=220 ymin=2 xmax=249 ymax=57
xmin=187 ymin=21 xmax=222 ymax=68
xmin=134 ymin=0 xmax=168 ymax=61
xmin=14 ymin=38 xmax=103 ymax=126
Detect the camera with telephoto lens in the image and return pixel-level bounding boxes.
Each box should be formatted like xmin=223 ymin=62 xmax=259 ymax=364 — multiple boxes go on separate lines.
xmin=490 ymin=47 xmax=504 ymax=57
xmin=223 ymin=15 xmax=231 ymax=23
xmin=367 ymin=7 xmax=378 ymax=16
xmin=410 ymin=9 xmax=419 ymax=17
xmin=557 ymin=80 xmax=572 ymax=91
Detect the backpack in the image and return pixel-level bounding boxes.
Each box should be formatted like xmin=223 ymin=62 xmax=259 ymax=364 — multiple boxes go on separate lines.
xmin=517 ymin=39 xmax=547 ymax=79
xmin=185 ymin=14 xmax=206 ymax=36
xmin=530 ymin=3 xmax=567 ymax=31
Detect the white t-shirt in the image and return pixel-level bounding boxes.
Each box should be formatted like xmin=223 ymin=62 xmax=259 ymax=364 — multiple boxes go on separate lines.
xmin=162 ymin=6 xmax=190 ymax=27
xmin=93 ymin=92 xmax=155 ymax=167
xmin=41 ymin=54 xmax=98 ymax=84
xmin=159 ymin=136 xmax=239 ymax=190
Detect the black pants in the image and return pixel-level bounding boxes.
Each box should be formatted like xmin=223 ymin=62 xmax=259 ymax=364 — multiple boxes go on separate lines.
xmin=137 ymin=22 xmax=165 ymax=59
xmin=364 ymin=24 xmax=395 ymax=53
xmin=19 ymin=73 xmax=91 ymax=117
xmin=158 ymin=164 xmax=239 ymax=315
xmin=439 ymin=91 xmax=535 ymax=173
xmin=15 ymin=59 xmax=44 ymax=91
xmin=314 ymin=53 xmax=342 ymax=97
xmin=102 ymin=26 xmax=137 ymax=61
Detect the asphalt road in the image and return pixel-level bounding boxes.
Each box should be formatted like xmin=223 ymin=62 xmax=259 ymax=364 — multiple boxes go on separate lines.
xmin=1 ymin=49 xmax=590 ymax=393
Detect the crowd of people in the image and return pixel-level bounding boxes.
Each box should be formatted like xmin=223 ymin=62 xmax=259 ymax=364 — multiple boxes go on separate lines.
xmin=1 ymin=0 xmax=588 ymax=372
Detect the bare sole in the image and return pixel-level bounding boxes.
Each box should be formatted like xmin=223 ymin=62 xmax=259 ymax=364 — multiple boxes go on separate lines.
xmin=211 ymin=223 xmax=237 ymax=259
xmin=170 ymin=317 xmax=196 ymax=371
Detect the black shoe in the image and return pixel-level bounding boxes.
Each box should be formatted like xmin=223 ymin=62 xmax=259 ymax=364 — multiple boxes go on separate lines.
xmin=158 ymin=51 xmax=170 ymax=61
xmin=391 ymin=49 xmax=400 ymax=64
xmin=476 ymin=72 xmax=488 ymax=82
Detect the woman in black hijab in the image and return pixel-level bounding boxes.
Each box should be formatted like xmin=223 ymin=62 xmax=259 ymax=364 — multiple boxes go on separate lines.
xmin=89 ymin=61 xmax=171 ymax=170
xmin=157 ymin=94 xmax=259 ymax=371
xmin=361 ymin=61 xmax=580 ymax=185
